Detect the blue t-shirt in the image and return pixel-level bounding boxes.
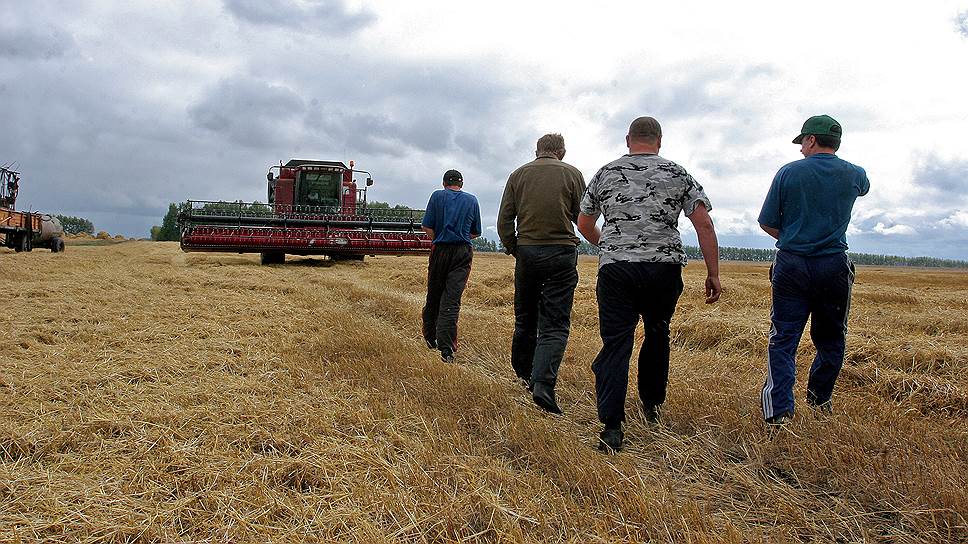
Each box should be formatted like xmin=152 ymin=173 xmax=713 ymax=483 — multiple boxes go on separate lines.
xmin=758 ymin=153 xmax=869 ymax=256
xmin=421 ymin=188 xmax=482 ymax=245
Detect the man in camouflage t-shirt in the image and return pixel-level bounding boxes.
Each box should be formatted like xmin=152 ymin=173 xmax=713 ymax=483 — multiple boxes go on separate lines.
xmin=578 ymin=116 xmax=722 ymax=453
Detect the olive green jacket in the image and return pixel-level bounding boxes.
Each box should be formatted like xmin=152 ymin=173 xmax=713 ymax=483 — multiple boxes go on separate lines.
xmin=497 ymin=156 xmax=586 ymax=254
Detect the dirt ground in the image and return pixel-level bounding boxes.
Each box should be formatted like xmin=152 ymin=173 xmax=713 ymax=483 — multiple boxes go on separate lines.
xmin=1 ymin=242 xmax=965 ymax=542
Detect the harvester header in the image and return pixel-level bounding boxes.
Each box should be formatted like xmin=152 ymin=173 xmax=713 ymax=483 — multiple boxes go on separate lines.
xmin=178 ymin=159 xmax=432 ymax=264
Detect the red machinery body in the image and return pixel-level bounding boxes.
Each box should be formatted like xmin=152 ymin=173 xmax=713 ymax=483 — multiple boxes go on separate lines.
xmin=179 ymin=159 xmax=432 ymax=264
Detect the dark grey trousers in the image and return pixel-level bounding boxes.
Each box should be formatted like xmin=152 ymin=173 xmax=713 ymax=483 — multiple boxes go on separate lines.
xmin=511 ymin=245 xmax=579 ymax=388
xmin=422 ymin=243 xmax=473 ymax=356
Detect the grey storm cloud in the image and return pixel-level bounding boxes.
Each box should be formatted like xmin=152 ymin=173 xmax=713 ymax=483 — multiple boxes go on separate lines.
xmin=223 ymin=0 xmax=375 ymax=34
xmin=216 ymin=47 xmax=535 ymax=167
xmin=189 ymin=76 xmax=306 ymax=148
xmin=0 ymin=24 xmax=74 ymax=60
xmin=912 ymin=154 xmax=968 ymax=198
xmin=318 ymin=110 xmax=455 ymax=157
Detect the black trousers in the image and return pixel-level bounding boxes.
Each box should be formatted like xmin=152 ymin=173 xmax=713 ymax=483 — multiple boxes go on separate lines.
xmin=422 ymin=243 xmax=473 ymax=355
xmin=511 ymin=245 xmax=579 ymax=387
xmin=592 ymin=261 xmax=683 ymax=426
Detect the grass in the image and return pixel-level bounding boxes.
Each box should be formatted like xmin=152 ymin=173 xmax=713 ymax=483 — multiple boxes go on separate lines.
xmin=1 ymin=242 xmax=965 ymax=542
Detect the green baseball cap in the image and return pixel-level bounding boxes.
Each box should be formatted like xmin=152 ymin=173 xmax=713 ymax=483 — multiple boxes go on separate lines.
xmin=793 ymin=114 xmax=843 ymax=144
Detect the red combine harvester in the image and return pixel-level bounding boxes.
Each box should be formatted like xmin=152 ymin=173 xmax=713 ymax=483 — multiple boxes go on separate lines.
xmin=178 ymin=159 xmax=432 ymax=264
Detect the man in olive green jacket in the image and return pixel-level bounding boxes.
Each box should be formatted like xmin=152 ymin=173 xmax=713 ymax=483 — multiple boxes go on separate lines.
xmin=497 ymin=133 xmax=586 ymax=414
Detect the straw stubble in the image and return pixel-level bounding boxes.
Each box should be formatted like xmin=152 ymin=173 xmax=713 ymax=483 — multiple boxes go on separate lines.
xmin=0 ymin=242 xmax=965 ymax=542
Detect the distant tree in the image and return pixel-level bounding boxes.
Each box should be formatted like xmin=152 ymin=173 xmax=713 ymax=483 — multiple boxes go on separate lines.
xmin=679 ymin=244 xmax=968 ymax=268
xmin=577 ymin=241 xmax=600 ymax=256
xmin=366 ymin=200 xmax=411 ymax=210
xmin=471 ymin=237 xmax=498 ymax=252
xmin=154 ymin=203 xmax=181 ymax=241
xmin=55 ymin=215 xmax=94 ymax=235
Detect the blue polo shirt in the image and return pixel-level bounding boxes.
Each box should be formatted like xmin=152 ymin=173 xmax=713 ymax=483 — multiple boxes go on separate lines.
xmin=758 ymin=153 xmax=869 ymax=256
xmin=422 ymin=188 xmax=482 ymax=245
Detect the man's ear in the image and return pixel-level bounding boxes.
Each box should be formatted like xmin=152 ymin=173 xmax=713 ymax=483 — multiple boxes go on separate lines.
xmin=625 ymin=135 xmax=630 ymax=148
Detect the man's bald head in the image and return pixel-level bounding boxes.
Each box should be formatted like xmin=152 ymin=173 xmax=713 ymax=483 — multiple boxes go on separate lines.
xmin=628 ymin=116 xmax=662 ymax=144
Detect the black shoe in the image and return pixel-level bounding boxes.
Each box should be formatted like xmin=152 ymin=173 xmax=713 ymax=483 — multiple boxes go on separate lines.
xmin=424 ymin=338 xmax=437 ymax=350
xmin=808 ymin=399 xmax=833 ymax=414
xmin=598 ymin=426 xmax=624 ymax=453
xmin=532 ymin=383 xmax=562 ymax=415
xmin=640 ymin=403 xmax=661 ymax=425
xmin=765 ymin=411 xmax=793 ymax=426
xmin=440 ymin=349 xmax=455 ymax=363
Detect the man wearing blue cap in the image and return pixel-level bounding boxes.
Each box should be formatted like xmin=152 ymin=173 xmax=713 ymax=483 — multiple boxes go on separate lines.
xmin=421 ymin=169 xmax=483 ymax=363
xmin=758 ymin=115 xmax=870 ymax=425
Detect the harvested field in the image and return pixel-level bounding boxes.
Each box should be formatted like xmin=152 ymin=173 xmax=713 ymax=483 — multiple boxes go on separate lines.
xmin=1 ymin=242 xmax=966 ymax=542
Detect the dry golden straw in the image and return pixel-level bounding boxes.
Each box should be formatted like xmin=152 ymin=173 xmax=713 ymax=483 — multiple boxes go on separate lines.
xmin=1 ymin=241 xmax=965 ymax=542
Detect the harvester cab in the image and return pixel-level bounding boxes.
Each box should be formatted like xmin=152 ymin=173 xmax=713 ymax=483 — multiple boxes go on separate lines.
xmin=178 ymin=159 xmax=432 ymax=264
xmin=266 ymin=159 xmax=369 ymax=214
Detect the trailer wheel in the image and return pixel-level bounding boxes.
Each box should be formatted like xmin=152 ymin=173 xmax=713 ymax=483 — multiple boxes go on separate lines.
xmin=13 ymin=234 xmax=29 ymax=252
xmin=50 ymin=238 xmax=65 ymax=253
xmin=260 ymin=251 xmax=285 ymax=265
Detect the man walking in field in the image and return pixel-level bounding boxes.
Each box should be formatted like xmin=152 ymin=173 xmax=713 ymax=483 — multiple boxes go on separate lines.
xmin=422 ymin=169 xmax=483 ymax=363
xmin=578 ymin=116 xmax=721 ymax=452
xmin=759 ymin=115 xmax=869 ymax=425
xmin=498 ymin=133 xmax=586 ymax=414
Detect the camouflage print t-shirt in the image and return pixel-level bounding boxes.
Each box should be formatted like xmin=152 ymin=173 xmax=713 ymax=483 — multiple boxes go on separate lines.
xmin=580 ymin=154 xmax=712 ymax=267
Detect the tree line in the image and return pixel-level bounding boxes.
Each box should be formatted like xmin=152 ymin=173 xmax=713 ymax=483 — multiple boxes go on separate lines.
xmin=55 ymin=215 xmax=95 ymax=235
xmin=146 ymin=201 xmax=967 ymax=268
xmin=682 ymin=245 xmax=968 ymax=269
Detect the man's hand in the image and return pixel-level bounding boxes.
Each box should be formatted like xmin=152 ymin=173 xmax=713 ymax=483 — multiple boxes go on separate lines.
xmin=705 ymin=275 xmax=721 ymax=304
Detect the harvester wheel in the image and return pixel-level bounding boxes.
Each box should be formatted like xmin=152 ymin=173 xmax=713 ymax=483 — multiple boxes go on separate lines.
xmin=331 ymin=254 xmax=365 ymax=262
xmin=50 ymin=238 xmax=65 ymax=253
xmin=260 ymin=251 xmax=285 ymax=265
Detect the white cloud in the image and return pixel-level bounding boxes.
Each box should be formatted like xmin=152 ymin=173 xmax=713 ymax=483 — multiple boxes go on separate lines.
xmin=873 ymin=222 xmax=917 ymax=236
xmin=940 ymin=210 xmax=968 ymax=228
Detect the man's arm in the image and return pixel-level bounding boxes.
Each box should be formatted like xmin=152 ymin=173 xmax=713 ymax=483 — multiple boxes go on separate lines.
xmin=570 ymin=172 xmax=587 ymax=223
xmin=422 ymin=226 xmax=435 ymax=239
xmin=759 ymin=224 xmax=780 ymax=240
xmin=577 ymin=213 xmax=601 ymax=246
xmin=470 ymin=200 xmax=482 ymax=240
xmin=687 ymin=205 xmax=721 ymax=304
xmin=496 ymin=180 xmax=517 ymax=254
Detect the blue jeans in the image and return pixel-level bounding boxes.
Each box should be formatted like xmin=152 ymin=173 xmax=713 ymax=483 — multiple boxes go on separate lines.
xmin=761 ymin=250 xmax=855 ymax=419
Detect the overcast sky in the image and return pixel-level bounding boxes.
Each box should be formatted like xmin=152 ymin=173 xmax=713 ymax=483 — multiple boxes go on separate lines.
xmin=3 ymin=1 xmax=968 ymax=259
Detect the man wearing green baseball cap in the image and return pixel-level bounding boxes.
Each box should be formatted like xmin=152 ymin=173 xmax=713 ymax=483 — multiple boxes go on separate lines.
xmin=758 ymin=114 xmax=870 ymax=426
